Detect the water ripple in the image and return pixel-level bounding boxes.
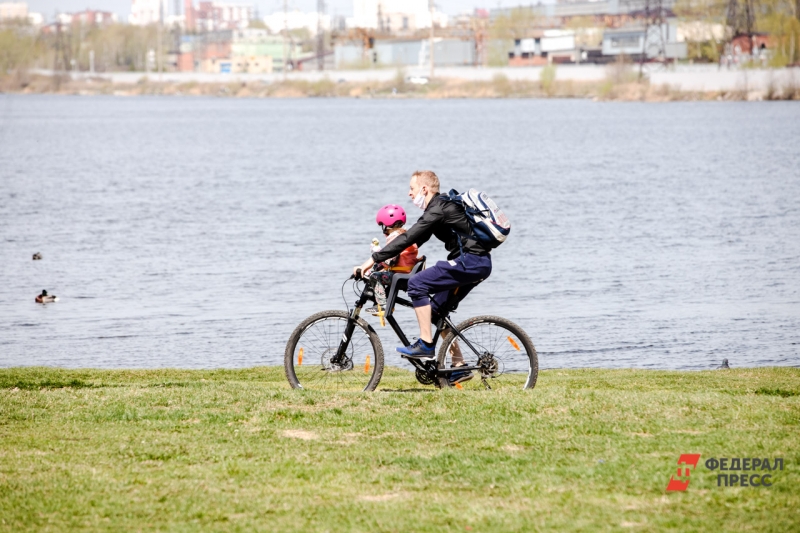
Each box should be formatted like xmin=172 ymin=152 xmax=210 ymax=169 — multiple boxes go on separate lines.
xmin=0 ymin=96 xmax=798 ymax=370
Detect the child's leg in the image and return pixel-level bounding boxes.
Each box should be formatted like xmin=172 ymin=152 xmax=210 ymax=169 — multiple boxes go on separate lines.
xmin=442 ymin=328 xmax=465 ymax=365
xmin=377 ymin=271 xmax=395 ymax=307
xmin=375 ymin=283 xmax=387 ymax=307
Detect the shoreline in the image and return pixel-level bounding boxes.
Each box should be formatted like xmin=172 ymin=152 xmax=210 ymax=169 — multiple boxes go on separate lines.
xmin=2 ymin=364 xmax=797 ymax=372
xmin=3 ymin=72 xmax=799 ymax=102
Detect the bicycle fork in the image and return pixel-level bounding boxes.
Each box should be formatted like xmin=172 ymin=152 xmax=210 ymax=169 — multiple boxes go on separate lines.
xmin=331 ymin=289 xmax=371 ymax=367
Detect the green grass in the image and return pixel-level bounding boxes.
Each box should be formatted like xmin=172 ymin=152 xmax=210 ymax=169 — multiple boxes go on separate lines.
xmin=1 ymin=367 xmax=798 ymax=532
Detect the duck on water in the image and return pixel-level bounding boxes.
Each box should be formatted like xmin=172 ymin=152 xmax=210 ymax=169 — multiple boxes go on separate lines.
xmin=35 ymin=290 xmax=58 ymax=304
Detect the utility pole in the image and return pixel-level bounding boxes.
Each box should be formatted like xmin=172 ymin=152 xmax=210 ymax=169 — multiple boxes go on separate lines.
xmin=53 ymin=16 xmax=63 ymax=90
xmin=157 ymin=0 xmax=164 ymax=81
xmin=429 ymin=0 xmax=435 ymax=78
xmin=282 ymin=0 xmax=288 ymax=78
xmin=317 ymin=0 xmax=325 ymax=71
xmin=638 ymin=0 xmax=666 ymax=80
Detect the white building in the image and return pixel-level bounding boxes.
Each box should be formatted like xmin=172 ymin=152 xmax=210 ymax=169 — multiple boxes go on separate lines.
xmin=28 ymin=12 xmax=44 ymax=26
xmin=676 ymin=21 xmax=726 ymax=43
xmin=165 ymin=14 xmax=185 ymax=28
xmin=264 ymin=10 xmax=330 ymax=35
xmin=352 ymin=0 xmax=446 ymax=30
xmin=0 ymin=2 xmax=27 ymax=20
xmin=130 ymin=0 xmax=162 ymax=26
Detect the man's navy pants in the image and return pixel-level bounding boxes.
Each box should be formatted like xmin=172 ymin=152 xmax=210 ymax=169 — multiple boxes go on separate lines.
xmin=407 ymin=253 xmax=492 ymax=317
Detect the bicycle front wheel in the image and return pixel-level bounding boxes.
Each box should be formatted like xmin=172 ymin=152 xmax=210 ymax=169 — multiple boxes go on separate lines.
xmin=437 ymin=315 xmax=538 ymax=390
xmin=284 ymin=310 xmax=384 ymax=391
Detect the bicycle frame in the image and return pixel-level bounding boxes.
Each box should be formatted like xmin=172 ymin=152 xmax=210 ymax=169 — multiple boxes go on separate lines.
xmin=331 ymin=276 xmax=487 ymax=377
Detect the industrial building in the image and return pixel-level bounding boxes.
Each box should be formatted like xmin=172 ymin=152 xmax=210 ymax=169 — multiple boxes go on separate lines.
xmin=335 ymin=38 xmax=476 ymax=69
xmin=178 ymin=29 xmax=300 ymax=73
xmin=509 ymin=30 xmax=582 ymax=66
xmin=602 ymin=24 xmax=687 ymax=61
xmin=501 ymin=0 xmax=688 ymax=65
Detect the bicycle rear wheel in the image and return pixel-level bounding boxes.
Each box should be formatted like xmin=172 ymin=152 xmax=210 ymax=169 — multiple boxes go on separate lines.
xmin=284 ymin=310 xmax=384 ymax=392
xmin=437 ymin=315 xmax=538 ymax=390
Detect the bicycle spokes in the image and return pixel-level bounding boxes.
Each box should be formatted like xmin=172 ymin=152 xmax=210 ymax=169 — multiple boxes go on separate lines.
xmin=439 ymin=318 xmax=536 ymax=390
xmin=287 ymin=314 xmax=382 ymax=391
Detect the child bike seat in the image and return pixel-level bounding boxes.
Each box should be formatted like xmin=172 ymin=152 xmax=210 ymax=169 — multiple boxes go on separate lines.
xmin=383 ymin=256 xmax=426 ymax=320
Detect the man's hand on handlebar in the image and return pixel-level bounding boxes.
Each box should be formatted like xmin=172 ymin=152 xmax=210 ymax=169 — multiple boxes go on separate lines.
xmin=353 ymin=258 xmax=375 ymax=280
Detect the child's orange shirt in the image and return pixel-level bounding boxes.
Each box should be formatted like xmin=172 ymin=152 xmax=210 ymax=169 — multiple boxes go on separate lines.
xmin=384 ymin=229 xmax=419 ymax=271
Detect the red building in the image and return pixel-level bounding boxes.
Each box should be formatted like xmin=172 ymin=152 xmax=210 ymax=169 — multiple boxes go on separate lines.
xmin=731 ymin=33 xmax=772 ymax=55
xmin=183 ymin=1 xmax=253 ymax=32
xmin=41 ymin=10 xmax=117 ymax=33
xmin=70 ymin=10 xmax=116 ymax=25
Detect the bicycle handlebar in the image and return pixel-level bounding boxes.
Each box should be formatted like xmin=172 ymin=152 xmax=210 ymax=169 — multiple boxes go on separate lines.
xmin=351 ymin=262 xmax=386 ymax=281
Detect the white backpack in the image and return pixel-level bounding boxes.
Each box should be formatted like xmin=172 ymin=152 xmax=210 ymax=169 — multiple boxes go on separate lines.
xmin=446 ymin=189 xmax=511 ymax=249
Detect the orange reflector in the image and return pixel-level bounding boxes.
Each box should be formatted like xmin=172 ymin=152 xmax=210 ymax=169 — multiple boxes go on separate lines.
xmin=507 ymin=336 xmax=520 ymax=351
xmin=298 ymin=347 xmax=304 ymax=366
xmin=364 ymin=355 xmax=371 ymax=374
xmin=377 ymin=304 xmax=386 ymax=327
xmin=455 ymin=382 xmax=464 ymax=390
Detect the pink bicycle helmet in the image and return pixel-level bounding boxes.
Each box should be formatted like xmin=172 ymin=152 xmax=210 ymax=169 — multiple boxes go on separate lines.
xmin=376 ymin=204 xmax=407 ymax=227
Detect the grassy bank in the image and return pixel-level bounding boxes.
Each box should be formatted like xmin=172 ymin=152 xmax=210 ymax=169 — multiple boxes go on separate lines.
xmin=1 ymin=367 xmax=798 ymax=531
xmin=3 ymin=73 xmax=799 ymax=102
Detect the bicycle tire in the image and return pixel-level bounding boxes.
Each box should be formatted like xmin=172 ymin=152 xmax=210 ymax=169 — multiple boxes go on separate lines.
xmin=284 ymin=310 xmax=385 ymax=392
xmin=436 ymin=315 xmax=538 ymax=390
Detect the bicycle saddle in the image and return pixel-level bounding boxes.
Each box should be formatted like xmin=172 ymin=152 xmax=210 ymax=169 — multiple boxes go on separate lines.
xmin=383 ymin=256 xmax=426 ymax=320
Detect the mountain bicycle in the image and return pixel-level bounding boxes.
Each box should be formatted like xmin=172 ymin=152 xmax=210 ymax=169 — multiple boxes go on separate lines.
xmin=284 ymin=257 xmax=538 ymax=392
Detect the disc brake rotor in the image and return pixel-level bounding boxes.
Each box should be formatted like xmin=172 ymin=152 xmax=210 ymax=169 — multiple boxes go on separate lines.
xmin=321 ymin=348 xmax=354 ymax=372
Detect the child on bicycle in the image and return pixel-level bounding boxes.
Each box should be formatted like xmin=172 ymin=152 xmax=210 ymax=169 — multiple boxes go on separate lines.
xmin=366 ymin=204 xmax=471 ymax=383
xmin=365 ymin=204 xmax=419 ymax=314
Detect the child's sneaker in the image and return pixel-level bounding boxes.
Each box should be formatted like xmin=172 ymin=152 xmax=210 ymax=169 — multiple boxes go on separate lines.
xmin=449 ymin=363 xmax=474 ymax=385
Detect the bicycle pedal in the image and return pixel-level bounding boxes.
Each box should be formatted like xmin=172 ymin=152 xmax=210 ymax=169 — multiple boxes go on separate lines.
xmin=399 ymin=354 xmax=435 ymax=362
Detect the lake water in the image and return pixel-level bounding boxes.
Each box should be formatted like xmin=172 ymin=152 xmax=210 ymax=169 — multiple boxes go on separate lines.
xmin=1 ymin=95 xmax=799 ymax=371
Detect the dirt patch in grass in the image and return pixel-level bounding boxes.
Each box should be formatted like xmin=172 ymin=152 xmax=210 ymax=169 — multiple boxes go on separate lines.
xmin=359 ymin=493 xmax=403 ymax=502
xmin=280 ymin=429 xmax=319 ymax=440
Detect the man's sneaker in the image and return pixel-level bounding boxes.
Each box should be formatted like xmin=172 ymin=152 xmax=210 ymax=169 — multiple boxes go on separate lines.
xmin=396 ymin=339 xmax=435 ymax=360
xmin=363 ymin=306 xmax=380 ymax=315
xmin=449 ymin=364 xmax=474 ymax=385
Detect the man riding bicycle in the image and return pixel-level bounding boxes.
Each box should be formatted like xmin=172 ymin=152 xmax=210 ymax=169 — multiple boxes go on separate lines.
xmin=354 ymin=170 xmax=492 ymax=360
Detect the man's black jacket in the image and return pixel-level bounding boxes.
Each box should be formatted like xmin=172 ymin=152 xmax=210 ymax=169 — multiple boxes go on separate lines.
xmin=372 ymin=194 xmax=490 ymax=263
